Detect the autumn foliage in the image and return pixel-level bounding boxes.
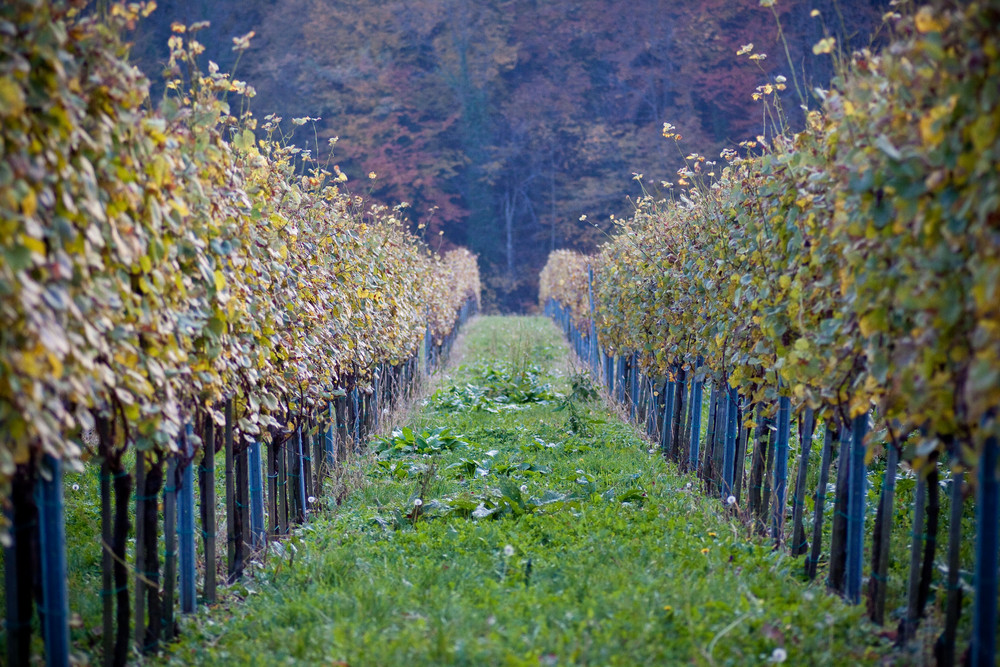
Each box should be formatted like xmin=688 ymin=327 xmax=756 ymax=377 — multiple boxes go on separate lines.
xmin=0 ymin=0 xmax=479 ymax=529
xmin=543 ymin=0 xmax=1000 ymax=477
xmin=127 ymin=0 xmax=883 ymax=310
xmin=538 ymin=250 xmax=591 ymax=332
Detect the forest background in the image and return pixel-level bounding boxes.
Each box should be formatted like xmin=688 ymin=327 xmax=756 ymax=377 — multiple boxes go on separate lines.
xmin=128 ymin=0 xmax=884 ymax=311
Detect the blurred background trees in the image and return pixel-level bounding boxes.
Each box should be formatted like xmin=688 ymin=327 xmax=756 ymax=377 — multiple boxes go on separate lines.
xmin=128 ymin=0 xmax=883 ymax=310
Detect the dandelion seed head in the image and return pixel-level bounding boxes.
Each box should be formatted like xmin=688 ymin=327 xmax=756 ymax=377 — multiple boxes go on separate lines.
xmin=726 ymin=495 xmax=736 ymax=505
xmin=772 ymin=647 xmax=787 ymax=663
xmin=503 ymin=544 xmax=514 ymax=557
xmin=413 ymin=498 xmax=423 ymax=507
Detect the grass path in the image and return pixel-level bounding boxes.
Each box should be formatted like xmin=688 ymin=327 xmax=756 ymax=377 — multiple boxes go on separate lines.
xmin=164 ymin=316 xmax=891 ymax=666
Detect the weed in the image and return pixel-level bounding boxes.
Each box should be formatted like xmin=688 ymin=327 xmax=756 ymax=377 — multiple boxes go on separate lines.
xmin=161 ymin=317 xmax=895 ymax=666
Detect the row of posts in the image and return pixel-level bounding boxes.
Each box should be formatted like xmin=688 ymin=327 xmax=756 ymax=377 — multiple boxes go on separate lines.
xmin=4 ymin=295 xmax=479 ymax=667
xmin=544 ymin=266 xmax=997 ymax=666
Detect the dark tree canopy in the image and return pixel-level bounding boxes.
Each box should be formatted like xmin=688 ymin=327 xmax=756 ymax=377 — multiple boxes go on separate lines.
xmin=128 ymin=0 xmax=884 ymax=310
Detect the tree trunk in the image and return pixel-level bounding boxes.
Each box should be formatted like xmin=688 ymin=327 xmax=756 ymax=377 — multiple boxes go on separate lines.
xmin=790 ymin=408 xmax=815 ymax=556
xmin=748 ymin=403 xmax=767 ymax=527
xmin=828 ymin=422 xmax=850 ymax=595
xmin=868 ymin=442 xmax=899 ymax=624
xmin=286 ymin=426 xmax=301 ymax=524
xmin=236 ymin=428 xmax=250 ymax=572
xmin=277 ymin=432 xmax=288 ymax=535
xmin=711 ymin=386 xmax=728 ymax=496
xmin=760 ymin=419 xmax=776 ymax=536
xmin=701 ymin=383 xmax=718 ymax=486
xmin=336 ymin=395 xmax=350 ymax=463
xmin=141 ymin=457 xmax=163 ymax=654
xmin=111 ymin=456 xmax=131 ymax=666
xmin=681 ymin=370 xmax=694 ymax=461
xmin=267 ymin=430 xmax=279 ymax=537
xmin=224 ymin=399 xmax=235 ymax=577
xmin=161 ymin=456 xmax=177 ymax=641
xmin=918 ymin=463 xmax=940 ymax=615
xmin=97 ymin=415 xmax=131 ymax=666
xmin=97 ymin=418 xmax=114 ymax=666
xmin=301 ymin=425 xmax=314 ymax=512
xmin=313 ymin=418 xmax=325 ymax=498
xmin=5 ymin=465 xmax=36 ymax=667
xmin=733 ymin=404 xmax=749 ymax=505
xmin=199 ymin=415 xmax=217 ymax=604
xmin=133 ymin=453 xmax=146 ymax=651
xmin=670 ymin=367 xmax=686 ymax=463
xmin=901 ymin=473 xmax=927 ymax=642
xmin=807 ymin=420 xmax=836 ymax=581
xmin=935 ymin=467 xmax=964 ymax=667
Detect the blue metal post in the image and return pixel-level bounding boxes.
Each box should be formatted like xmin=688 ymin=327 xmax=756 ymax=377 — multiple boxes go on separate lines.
xmin=325 ymin=402 xmax=335 ymax=466
xmin=587 ymin=265 xmax=598 ymax=377
xmin=604 ymin=351 xmax=613 ymax=391
xmin=179 ymin=425 xmax=196 ymax=613
xmin=771 ymin=396 xmax=792 ymax=542
xmin=296 ymin=428 xmax=308 ymax=520
xmin=972 ymin=433 xmax=998 ymax=665
xmin=688 ymin=361 xmax=704 ymax=471
xmin=845 ymin=412 xmax=870 ymax=604
xmin=660 ymin=369 xmax=676 ymax=453
xmin=350 ymin=389 xmax=360 ymax=448
xmin=617 ymin=356 xmax=627 ymax=405
xmin=722 ymin=385 xmax=739 ymax=499
xmin=36 ymin=454 xmax=70 ymax=667
xmin=248 ymin=441 xmax=265 ymax=548
xmin=673 ymin=372 xmax=687 ymax=458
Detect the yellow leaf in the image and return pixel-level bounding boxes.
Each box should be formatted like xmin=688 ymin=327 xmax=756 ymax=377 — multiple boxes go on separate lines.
xmin=170 ymin=198 xmax=189 ymax=217
xmin=859 ymin=313 xmax=877 ymax=337
xmin=849 ymin=394 xmax=870 ymax=418
xmin=5 ymin=430 xmax=32 ymax=464
xmin=914 ymin=6 xmax=946 ymax=33
xmin=0 ymin=76 xmax=25 ymax=118
xmin=47 ymin=352 xmax=64 ymax=378
xmin=214 ymin=269 xmax=226 ymax=292
xmin=21 ymin=189 xmax=37 ymax=217
xmin=22 ymin=235 xmax=45 ymax=256
xmin=812 ymin=37 xmax=836 ymax=55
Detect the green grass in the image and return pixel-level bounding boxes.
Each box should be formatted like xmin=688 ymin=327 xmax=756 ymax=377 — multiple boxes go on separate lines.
xmin=160 ymin=316 xmax=895 ymax=666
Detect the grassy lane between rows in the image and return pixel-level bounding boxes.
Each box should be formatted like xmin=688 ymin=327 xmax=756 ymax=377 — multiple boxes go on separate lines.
xmin=163 ymin=316 xmax=893 ymax=666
